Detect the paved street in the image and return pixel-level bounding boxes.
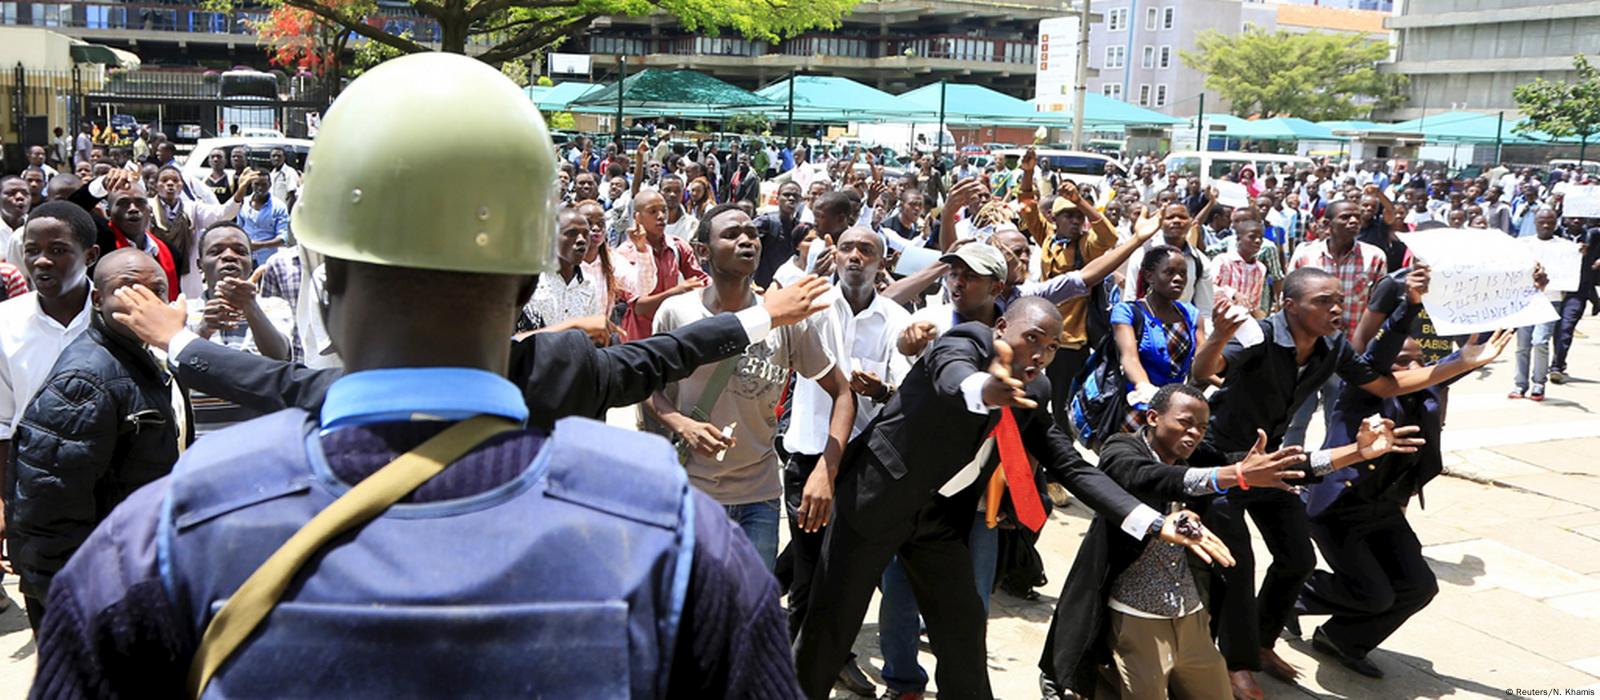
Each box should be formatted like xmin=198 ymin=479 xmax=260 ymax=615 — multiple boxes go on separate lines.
xmin=3 ymin=327 xmax=1600 ymax=698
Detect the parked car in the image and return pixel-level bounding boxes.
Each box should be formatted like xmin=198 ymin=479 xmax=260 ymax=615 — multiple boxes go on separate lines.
xmin=180 ymin=136 xmax=313 ymax=186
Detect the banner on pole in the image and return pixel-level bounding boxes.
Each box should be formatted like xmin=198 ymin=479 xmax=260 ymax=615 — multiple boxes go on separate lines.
xmin=1035 ymin=17 xmax=1079 ymax=113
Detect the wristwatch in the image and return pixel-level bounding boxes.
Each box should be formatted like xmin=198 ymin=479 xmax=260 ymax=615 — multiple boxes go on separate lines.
xmin=1148 ymin=514 xmax=1166 ymax=537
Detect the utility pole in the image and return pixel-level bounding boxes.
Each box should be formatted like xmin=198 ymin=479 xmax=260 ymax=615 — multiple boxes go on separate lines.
xmin=1070 ymin=0 xmax=1091 ymax=150
xmin=1196 ymin=93 xmax=1206 ymax=152
xmin=786 ymin=70 xmax=796 ymax=149
xmin=615 ymin=56 xmax=626 ymax=147
xmin=937 ymin=80 xmax=947 ymax=156
xmin=1494 ymin=110 xmax=1504 ymax=165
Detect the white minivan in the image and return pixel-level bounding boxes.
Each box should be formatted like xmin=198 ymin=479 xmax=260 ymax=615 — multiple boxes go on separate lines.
xmin=1162 ymin=151 xmax=1314 ymax=186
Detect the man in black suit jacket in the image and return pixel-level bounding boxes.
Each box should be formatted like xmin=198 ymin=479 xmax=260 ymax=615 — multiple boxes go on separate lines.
xmin=106 ymin=277 xmax=833 ymax=431
xmin=791 ymin=298 xmax=1228 ymax=700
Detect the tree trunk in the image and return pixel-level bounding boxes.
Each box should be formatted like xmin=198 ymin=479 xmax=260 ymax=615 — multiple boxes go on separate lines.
xmin=442 ymin=17 xmax=468 ymax=53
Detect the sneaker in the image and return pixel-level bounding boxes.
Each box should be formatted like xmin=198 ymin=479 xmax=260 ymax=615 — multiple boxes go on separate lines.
xmin=1508 ymin=389 xmax=1525 ymax=399
xmin=1529 ymin=386 xmax=1546 ymax=402
xmin=1549 ymin=370 xmax=1568 ymax=384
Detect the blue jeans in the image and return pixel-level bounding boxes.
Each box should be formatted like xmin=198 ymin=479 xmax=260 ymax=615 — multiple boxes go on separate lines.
xmin=725 ymin=499 xmax=781 ymax=571
xmin=1284 ymin=374 xmax=1343 ymax=448
xmin=1514 ymin=308 xmax=1559 ymax=393
xmin=878 ymin=511 xmax=998 ymax=694
xmin=1551 ymin=294 xmax=1587 ymax=373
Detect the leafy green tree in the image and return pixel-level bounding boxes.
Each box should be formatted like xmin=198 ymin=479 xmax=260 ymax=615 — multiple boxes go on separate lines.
xmin=1514 ymin=54 xmax=1600 ymax=163
xmin=1180 ymin=28 xmax=1407 ymax=120
xmin=215 ymin=0 xmax=858 ymax=68
xmin=725 ymin=112 xmax=769 ymax=135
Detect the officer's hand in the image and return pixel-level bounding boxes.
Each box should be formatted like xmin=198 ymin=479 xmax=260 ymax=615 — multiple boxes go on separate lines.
xmin=897 ymin=321 xmax=939 ymax=356
xmin=679 ymin=420 xmax=734 ymax=457
xmin=1158 ymin=510 xmax=1234 ymax=567
xmin=763 ymin=274 xmax=832 ymax=328
xmin=112 ymin=285 xmax=188 ymax=351
xmin=797 ymin=465 xmax=834 ymax=533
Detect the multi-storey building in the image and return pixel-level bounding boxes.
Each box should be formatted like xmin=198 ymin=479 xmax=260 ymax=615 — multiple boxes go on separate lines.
xmin=1381 ymin=0 xmax=1600 ymax=121
xmin=1083 ymin=0 xmax=1388 ymax=117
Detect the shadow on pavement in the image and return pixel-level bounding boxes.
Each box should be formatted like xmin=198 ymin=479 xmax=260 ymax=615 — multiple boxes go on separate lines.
xmin=1425 ymin=552 xmax=1487 ymax=587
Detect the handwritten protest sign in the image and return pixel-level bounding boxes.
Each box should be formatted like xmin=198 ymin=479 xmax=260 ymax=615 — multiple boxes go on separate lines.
xmin=1398 ymin=228 xmax=1559 ymax=336
xmin=1214 ymin=180 xmax=1250 ymax=209
xmin=1531 ymin=237 xmax=1583 ymax=293
xmin=1564 ymin=184 xmax=1600 ymax=219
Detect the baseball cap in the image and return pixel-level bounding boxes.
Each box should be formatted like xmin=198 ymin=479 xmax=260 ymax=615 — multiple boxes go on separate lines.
xmin=1051 ymin=197 xmax=1080 ymax=215
xmin=939 ymin=242 xmax=1007 ymax=280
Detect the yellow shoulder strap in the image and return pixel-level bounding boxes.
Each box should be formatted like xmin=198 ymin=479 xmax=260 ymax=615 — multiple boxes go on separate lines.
xmin=186 ymin=415 xmax=518 ymax=698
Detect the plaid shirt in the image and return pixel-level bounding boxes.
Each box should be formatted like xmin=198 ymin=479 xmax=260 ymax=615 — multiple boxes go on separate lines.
xmin=1210 ymin=251 xmax=1267 ymax=314
xmin=1289 ymin=238 xmax=1387 ymax=336
xmin=256 ymin=249 xmax=304 ymax=362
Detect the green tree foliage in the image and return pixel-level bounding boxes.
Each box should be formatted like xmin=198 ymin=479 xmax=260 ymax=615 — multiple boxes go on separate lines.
xmin=1514 ymin=54 xmax=1600 ymax=152
xmin=1180 ymin=28 xmax=1407 ymax=120
xmin=725 ymin=112 xmax=769 ymax=135
xmin=215 ymin=0 xmax=859 ymax=69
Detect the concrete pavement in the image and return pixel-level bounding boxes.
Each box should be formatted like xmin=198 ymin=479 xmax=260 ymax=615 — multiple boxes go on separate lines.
xmin=3 ymin=327 xmax=1600 ymax=698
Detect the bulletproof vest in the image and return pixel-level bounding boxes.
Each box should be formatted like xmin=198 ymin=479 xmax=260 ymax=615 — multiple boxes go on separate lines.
xmin=159 ymin=410 xmax=695 ymax=699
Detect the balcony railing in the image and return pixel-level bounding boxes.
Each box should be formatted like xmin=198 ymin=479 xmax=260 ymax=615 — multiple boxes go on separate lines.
xmin=586 ymin=32 xmax=1036 ymax=66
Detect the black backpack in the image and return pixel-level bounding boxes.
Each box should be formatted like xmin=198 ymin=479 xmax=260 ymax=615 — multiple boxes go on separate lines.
xmin=1069 ymin=300 xmax=1145 ymax=450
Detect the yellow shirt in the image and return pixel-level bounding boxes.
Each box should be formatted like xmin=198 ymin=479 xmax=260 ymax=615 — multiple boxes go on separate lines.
xmin=1039 ymin=216 xmax=1119 ymax=349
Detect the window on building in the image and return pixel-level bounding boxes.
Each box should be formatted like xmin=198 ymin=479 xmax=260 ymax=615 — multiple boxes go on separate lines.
xmin=1161 ymin=6 xmax=1175 ymax=30
xmin=1138 ymin=83 xmax=1151 ymax=106
xmin=1142 ymin=46 xmax=1155 ymax=69
xmin=1106 ymin=7 xmax=1127 ymax=31
xmin=1103 ymin=83 xmax=1123 ymax=100
xmin=1104 ymin=45 xmax=1125 ymax=68
xmin=1155 ymin=84 xmax=1168 ymax=107
xmin=1159 ymin=45 xmax=1171 ymax=68
xmin=1145 ymin=7 xmax=1158 ymax=31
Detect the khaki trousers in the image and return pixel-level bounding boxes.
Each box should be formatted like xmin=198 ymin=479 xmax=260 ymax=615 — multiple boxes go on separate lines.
xmin=1102 ymin=608 xmax=1230 ymax=700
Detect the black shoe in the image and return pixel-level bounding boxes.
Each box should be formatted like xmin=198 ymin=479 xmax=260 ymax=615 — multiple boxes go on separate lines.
xmin=1283 ymin=614 xmax=1303 ymax=640
xmin=1312 ymin=626 xmax=1384 ymax=679
xmin=836 ymin=660 xmax=877 ymax=697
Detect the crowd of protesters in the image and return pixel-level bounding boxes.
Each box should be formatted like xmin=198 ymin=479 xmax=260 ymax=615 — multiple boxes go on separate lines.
xmin=0 ymin=61 xmax=1595 ymax=700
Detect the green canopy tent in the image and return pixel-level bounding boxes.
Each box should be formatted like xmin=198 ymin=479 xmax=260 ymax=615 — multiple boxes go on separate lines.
xmin=1063 ymin=93 xmax=1186 ymax=127
xmin=525 ymin=82 xmax=602 ymax=112
xmin=1229 ymin=117 xmax=1335 ymax=142
xmin=566 ymin=68 xmax=778 ymax=120
xmin=755 ymin=75 xmax=925 ymax=123
xmin=1316 ymin=120 xmax=1382 ymax=139
xmin=897 ymin=83 xmax=1044 ymax=127
xmin=1385 ymin=111 xmax=1570 ymax=145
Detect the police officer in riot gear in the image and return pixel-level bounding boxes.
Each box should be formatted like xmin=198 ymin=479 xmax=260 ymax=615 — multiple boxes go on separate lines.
xmin=30 ymin=53 xmax=803 ymax=699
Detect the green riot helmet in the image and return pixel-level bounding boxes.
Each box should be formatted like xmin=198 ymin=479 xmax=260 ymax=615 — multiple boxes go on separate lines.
xmin=291 ymin=52 xmax=558 ymax=275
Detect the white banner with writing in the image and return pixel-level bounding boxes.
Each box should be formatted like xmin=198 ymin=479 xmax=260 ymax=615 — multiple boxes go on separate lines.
xmin=1398 ymin=228 xmax=1559 ymax=335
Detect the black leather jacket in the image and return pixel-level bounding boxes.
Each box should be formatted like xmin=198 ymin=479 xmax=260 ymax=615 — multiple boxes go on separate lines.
xmin=6 ymin=316 xmax=192 ymax=599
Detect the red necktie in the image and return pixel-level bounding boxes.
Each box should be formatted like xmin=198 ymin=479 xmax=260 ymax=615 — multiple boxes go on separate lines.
xmin=990 ymin=407 xmax=1047 ymax=532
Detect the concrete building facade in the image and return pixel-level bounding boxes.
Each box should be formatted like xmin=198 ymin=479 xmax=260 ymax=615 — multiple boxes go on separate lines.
xmin=1381 ymin=0 xmax=1600 ymax=121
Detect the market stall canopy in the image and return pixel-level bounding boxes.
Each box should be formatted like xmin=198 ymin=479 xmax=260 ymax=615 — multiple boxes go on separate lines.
xmin=1229 ymin=117 xmax=1335 ymax=141
xmin=1074 ymin=93 xmax=1186 ymax=127
xmin=1317 ymin=120 xmax=1382 ymax=136
xmin=568 ymin=69 xmax=777 ymax=119
xmin=897 ymin=83 xmax=1043 ymax=126
xmin=755 ymin=75 xmax=924 ymax=122
xmin=1384 ymin=111 xmax=1574 ymax=145
xmin=1185 ymin=112 xmax=1255 ymax=137
xmin=528 ymin=82 xmax=600 ymax=111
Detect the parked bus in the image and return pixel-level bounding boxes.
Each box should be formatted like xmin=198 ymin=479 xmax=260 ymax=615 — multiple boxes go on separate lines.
xmin=218 ymin=70 xmax=280 ymax=137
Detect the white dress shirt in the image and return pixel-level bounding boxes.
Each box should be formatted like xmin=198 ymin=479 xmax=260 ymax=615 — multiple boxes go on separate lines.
xmin=783 ymin=288 xmax=911 ymax=456
xmin=0 ymin=291 xmax=93 ymax=439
